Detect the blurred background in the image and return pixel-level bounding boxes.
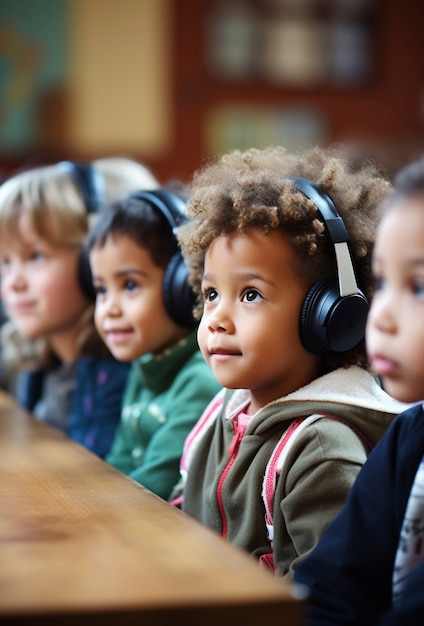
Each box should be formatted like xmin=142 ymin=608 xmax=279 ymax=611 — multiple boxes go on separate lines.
xmin=0 ymin=0 xmax=423 ymax=184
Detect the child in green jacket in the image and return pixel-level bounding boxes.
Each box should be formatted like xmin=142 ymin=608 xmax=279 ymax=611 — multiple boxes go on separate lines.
xmin=86 ymin=188 xmax=221 ymax=499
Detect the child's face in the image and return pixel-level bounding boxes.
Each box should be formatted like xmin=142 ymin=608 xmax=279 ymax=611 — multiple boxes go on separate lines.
xmin=197 ymin=229 xmax=322 ymax=414
xmin=0 ymin=214 xmax=89 ymax=343
xmin=366 ymin=195 xmax=424 ymax=404
xmin=90 ymin=234 xmax=188 ymax=361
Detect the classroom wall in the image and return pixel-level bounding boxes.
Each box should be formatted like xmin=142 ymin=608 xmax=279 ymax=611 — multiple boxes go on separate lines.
xmin=67 ymin=0 xmax=171 ymax=156
xmin=0 ymin=0 xmax=423 ymax=183
xmin=0 ymin=0 xmax=171 ymax=179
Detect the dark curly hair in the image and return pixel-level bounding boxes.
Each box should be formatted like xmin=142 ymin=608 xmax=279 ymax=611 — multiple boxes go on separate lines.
xmin=178 ymin=145 xmax=393 ymax=370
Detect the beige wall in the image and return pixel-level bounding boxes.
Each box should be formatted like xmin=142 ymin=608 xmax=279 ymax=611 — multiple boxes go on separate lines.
xmin=67 ymin=0 xmax=171 ymax=155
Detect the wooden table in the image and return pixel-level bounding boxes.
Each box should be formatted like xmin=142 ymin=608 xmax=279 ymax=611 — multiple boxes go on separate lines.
xmin=0 ymin=392 xmax=305 ymax=625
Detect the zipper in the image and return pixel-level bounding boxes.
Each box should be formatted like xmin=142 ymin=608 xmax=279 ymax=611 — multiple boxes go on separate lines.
xmin=216 ymin=422 xmax=246 ymax=539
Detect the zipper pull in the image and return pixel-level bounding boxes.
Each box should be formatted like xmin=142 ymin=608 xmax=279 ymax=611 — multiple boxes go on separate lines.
xmin=228 ymin=425 xmax=246 ymax=456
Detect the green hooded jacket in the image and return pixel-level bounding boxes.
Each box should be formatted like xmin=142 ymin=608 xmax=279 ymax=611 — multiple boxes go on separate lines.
xmin=106 ymin=330 xmax=221 ymax=499
xmin=179 ymin=366 xmax=409 ymax=577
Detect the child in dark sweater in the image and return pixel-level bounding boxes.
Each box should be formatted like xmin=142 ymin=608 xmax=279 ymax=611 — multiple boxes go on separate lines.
xmin=295 ymin=156 xmax=424 ymax=625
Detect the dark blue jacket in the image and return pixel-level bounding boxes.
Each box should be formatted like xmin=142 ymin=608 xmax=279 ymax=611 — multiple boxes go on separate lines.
xmin=17 ymin=355 xmax=130 ymax=458
xmin=294 ymin=402 xmax=424 ymax=626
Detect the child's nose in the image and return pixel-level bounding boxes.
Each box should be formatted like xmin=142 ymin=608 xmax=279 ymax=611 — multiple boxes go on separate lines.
xmin=100 ymin=292 xmax=122 ymax=317
xmin=7 ymin=261 xmax=27 ymax=291
xmin=206 ymin=301 xmax=234 ymax=333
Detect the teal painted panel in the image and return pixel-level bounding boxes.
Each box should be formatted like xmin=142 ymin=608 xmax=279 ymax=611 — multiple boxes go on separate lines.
xmin=0 ymin=0 xmax=68 ymax=151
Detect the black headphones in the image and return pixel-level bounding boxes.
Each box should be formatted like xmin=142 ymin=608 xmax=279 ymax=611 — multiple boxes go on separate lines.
xmin=126 ymin=189 xmax=197 ymax=328
xmin=57 ymin=161 xmax=105 ymax=300
xmin=292 ymin=177 xmax=369 ymax=355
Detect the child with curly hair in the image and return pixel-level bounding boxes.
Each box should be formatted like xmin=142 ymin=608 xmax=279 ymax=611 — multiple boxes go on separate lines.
xmin=170 ymin=145 xmax=409 ymax=578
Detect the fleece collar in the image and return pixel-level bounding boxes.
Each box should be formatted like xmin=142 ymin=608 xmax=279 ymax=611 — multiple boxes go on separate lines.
xmin=223 ymin=366 xmax=411 ymax=438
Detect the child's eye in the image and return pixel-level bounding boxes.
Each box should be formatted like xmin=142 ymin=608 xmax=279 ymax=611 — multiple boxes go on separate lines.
xmin=30 ymin=250 xmax=45 ymax=262
xmin=94 ymin=284 xmax=107 ymax=297
xmin=242 ymin=288 xmax=262 ymax=303
xmin=412 ymin=279 xmax=424 ymax=298
xmin=124 ymin=278 xmax=139 ymax=292
xmin=372 ymin=274 xmax=385 ymax=293
xmin=203 ymin=287 xmax=218 ymax=303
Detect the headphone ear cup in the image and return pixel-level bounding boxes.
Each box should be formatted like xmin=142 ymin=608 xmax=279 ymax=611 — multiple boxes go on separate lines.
xmin=163 ymin=251 xmax=197 ymax=327
xmin=300 ymin=279 xmax=369 ymax=355
xmin=77 ymin=249 xmax=96 ymax=301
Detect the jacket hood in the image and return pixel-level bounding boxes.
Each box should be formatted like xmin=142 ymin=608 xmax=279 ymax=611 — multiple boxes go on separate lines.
xmin=224 ymin=366 xmax=412 ymax=446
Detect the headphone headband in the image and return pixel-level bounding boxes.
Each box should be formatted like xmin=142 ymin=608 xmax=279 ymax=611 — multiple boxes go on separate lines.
xmin=290 ymin=177 xmax=348 ymax=244
xmin=126 ymin=188 xmax=196 ymax=328
xmin=56 ymin=161 xmax=104 ymax=300
xmin=290 ymin=176 xmax=359 ymax=298
xmin=127 ymin=189 xmax=188 ymax=232
xmin=57 ymin=161 xmax=104 ymax=214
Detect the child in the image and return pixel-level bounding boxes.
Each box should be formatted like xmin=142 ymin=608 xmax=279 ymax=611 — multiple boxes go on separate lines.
xmin=0 ymin=157 xmax=158 ymax=458
xmin=171 ymin=145 xmax=409 ymax=578
xmin=85 ymin=188 xmax=222 ymax=500
xmin=294 ymin=156 xmax=424 ymax=625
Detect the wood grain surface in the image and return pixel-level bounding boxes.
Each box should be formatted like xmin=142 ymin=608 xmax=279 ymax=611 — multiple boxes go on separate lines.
xmin=0 ymin=392 xmax=305 ymax=625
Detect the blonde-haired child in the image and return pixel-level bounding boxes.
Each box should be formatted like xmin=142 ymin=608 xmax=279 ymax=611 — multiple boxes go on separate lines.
xmin=0 ymin=158 xmax=158 ymax=457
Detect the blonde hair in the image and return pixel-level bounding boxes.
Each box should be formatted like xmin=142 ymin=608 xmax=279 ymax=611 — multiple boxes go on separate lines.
xmin=0 ymin=157 xmax=159 ymax=370
xmin=93 ymin=156 xmax=159 ymax=201
xmin=0 ymin=157 xmax=159 ymax=246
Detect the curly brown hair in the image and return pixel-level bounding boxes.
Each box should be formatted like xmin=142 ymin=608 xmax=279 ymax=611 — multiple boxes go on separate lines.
xmin=178 ymin=145 xmax=393 ymax=369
